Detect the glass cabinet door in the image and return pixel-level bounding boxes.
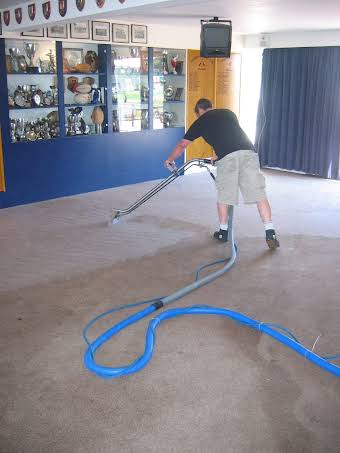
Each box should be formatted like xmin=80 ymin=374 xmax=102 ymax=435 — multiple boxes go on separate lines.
xmin=111 ymin=46 xmax=149 ymax=133
xmin=6 ymin=39 xmax=59 ymax=143
xmin=153 ymin=48 xmax=186 ymax=130
xmin=62 ymin=42 xmax=107 ymax=136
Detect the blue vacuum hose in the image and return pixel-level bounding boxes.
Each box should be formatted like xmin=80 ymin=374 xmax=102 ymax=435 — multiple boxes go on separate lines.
xmin=84 ymin=205 xmax=339 ymax=379
xmin=84 ymin=304 xmax=340 ymax=379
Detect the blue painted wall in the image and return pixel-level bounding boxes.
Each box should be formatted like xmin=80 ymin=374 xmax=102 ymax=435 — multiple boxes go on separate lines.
xmin=0 ymin=128 xmax=184 ymax=208
xmin=0 ymin=40 xmax=185 ymax=208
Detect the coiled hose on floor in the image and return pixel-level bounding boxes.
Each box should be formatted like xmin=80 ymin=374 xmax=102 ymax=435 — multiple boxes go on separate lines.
xmin=83 ymin=205 xmax=339 ymax=379
xmin=84 ymin=305 xmax=340 ymax=378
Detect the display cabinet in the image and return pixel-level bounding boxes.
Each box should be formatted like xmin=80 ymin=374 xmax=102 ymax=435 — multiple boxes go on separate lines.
xmin=3 ymin=40 xmax=186 ymax=143
xmin=111 ymin=46 xmax=149 ymax=133
xmin=62 ymin=42 xmax=108 ymax=136
xmin=0 ymin=38 xmax=187 ymax=209
xmin=153 ymin=48 xmax=186 ymax=129
xmin=5 ymin=38 xmax=59 ymax=143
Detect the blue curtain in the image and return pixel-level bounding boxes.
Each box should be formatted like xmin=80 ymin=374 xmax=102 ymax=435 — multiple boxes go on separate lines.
xmin=255 ymin=47 xmax=340 ymax=180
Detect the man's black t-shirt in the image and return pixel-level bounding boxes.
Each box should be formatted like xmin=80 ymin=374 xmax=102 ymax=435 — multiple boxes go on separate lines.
xmin=184 ymin=109 xmax=254 ymax=159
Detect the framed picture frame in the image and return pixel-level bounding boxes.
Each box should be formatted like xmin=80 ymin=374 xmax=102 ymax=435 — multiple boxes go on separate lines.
xmin=21 ymin=28 xmax=45 ymax=37
xmin=174 ymin=87 xmax=184 ymax=101
xmin=112 ymin=23 xmax=129 ymax=44
xmin=47 ymin=24 xmax=68 ymax=39
xmin=92 ymin=21 xmax=110 ymax=42
xmin=131 ymin=24 xmax=147 ymax=44
xmin=70 ymin=21 xmax=90 ymax=40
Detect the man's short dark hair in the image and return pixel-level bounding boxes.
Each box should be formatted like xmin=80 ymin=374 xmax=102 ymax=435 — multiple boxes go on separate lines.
xmin=194 ymin=98 xmax=213 ymax=114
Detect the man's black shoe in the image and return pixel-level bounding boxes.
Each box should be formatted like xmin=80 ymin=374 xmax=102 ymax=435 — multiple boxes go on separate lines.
xmin=266 ymin=229 xmax=280 ymax=250
xmin=213 ymin=229 xmax=228 ymax=243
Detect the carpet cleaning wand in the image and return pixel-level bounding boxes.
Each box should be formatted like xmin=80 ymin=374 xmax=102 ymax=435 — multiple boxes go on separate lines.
xmin=110 ymin=158 xmax=216 ymax=224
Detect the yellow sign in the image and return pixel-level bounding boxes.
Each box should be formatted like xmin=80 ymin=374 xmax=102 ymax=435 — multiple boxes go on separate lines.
xmin=186 ymin=51 xmax=215 ymax=161
xmin=186 ymin=50 xmax=241 ymax=161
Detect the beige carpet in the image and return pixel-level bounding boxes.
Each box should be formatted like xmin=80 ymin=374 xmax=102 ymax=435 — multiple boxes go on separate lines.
xmin=0 ymin=169 xmax=339 ymax=453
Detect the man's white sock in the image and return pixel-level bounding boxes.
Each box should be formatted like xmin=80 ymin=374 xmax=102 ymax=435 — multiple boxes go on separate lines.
xmin=220 ymin=223 xmax=228 ymax=231
xmin=264 ymin=222 xmax=274 ymax=231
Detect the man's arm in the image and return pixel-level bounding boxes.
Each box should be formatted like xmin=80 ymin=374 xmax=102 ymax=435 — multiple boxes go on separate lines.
xmin=164 ymin=139 xmax=192 ymax=168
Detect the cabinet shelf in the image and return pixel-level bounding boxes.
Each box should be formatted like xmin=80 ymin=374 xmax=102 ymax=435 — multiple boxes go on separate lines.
xmin=65 ymin=103 xmax=106 ymax=108
xmin=9 ymin=105 xmax=58 ymax=110
xmin=113 ymin=103 xmax=148 ymax=109
xmin=154 ymin=101 xmax=184 ymax=107
xmin=113 ymin=73 xmax=148 ymax=77
xmin=154 ymin=74 xmax=185 ymax=77
xmin=63 ymin=72 xmax=104 ymax=76
xmin=7 ymin=72 xmax=57 ymax=76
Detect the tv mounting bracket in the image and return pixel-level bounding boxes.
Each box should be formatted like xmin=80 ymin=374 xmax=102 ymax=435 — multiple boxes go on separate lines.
xmin=200 ymin=17 xmax=232 ymax=26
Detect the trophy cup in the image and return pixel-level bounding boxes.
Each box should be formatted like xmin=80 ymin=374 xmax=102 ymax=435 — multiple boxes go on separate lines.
xmin=10 ymin=120 xmax=17 ymax=143
xmin=164 ymin=84 xmax=175 ymax=101
xmin=21 ymin=84 xmax=31 ymax=107
xmin=163 ymin=111 xmax=175 ymax=128
xmin=46 ymin=50 xmax=56 ymax=73
xmin=16 ymin=119 xmax=26 ymax=141
xmin=24 ymin=42 xmax=40 ymax=74
xmin=9 ymin=48 xmax=21 ymax=73
xmin=140 ymin=85 xmax=149 ymax=103
xmin=162 ymin=50 xmax=169 ymax=75
xmin=50 ymin=86 xmax=57 ymax=105
xmin=170 ymin=55 xmax=178 ymax=74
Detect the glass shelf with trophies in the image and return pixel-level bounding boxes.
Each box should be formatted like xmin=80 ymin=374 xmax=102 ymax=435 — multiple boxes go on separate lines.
xmin=3 ymin=39 xmax=187 ymax=143
xmin=111 ymin=46 xmax=149 ymax=133
xmin=5 ymin=39 xmax=59 ymax=143
xmin=153 ymin=48 xmax=186 ymax=130
xmin=63 ymin=42 xmax=107 ymax=137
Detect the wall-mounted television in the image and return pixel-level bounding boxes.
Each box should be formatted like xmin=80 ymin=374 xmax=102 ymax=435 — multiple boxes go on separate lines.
xmin=200 ymin=20 xmax=232 ymax=58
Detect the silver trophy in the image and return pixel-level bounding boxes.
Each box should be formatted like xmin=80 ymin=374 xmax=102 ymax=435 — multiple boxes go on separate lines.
xmin=9 ymin=47 xmax=21 ymax=72
xmin=163 ymin=111 xmax=175 ymax=128
xmin=24 ymin=42 xmax=40 ymax=73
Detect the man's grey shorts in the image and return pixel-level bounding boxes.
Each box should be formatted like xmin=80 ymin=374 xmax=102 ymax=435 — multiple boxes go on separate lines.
xmin=215 ymin=150 xmax=266 ymax=205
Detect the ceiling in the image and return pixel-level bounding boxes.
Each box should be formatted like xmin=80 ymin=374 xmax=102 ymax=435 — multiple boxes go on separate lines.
xmin=108 ymin=0 xmax=340 ymax=34
xmin=1 ymin=0 xmax=340 ymax=34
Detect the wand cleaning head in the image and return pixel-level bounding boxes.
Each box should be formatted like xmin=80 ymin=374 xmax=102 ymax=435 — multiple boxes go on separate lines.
xmin=110 ymin=210 xmax=121 ymax=225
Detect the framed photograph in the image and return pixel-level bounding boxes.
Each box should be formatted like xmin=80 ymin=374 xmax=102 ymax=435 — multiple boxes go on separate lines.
xmin=112 ymin=23 xmax=129 ymax=43
xmin=21 ymin=28 xmax=45 ymax=37
xmin=92 ymin=21 xmax=110 ymax=42
xmin=131 ymin=24 xmax=147 ymax=44
xmin=63 ymin=48 xmax=83 ymax=71
xmin=174 ymin=87 xmax=184 ymax=101
xmin=47 ymin=24 xmax=68 ymax=39
xmin=70 ymin=21 xmax=90 ymax=40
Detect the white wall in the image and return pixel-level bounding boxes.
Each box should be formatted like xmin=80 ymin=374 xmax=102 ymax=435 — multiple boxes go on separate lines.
xmin=2 ymin=21 xmax=244 ymax=52
xmin=239 ymin=48 xmax=263 ymax=142
xmin=244 ymin=29 xmax=340 ymax=48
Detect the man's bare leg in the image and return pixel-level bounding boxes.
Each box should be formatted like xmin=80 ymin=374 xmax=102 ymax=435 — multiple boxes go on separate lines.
xmin=256 ymin=198 xmax=272 ymax=223
xmin=217 ymin=202 xmax=229 ymax=224
xmin=257 ymin=198 xmax=280 ymax=249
